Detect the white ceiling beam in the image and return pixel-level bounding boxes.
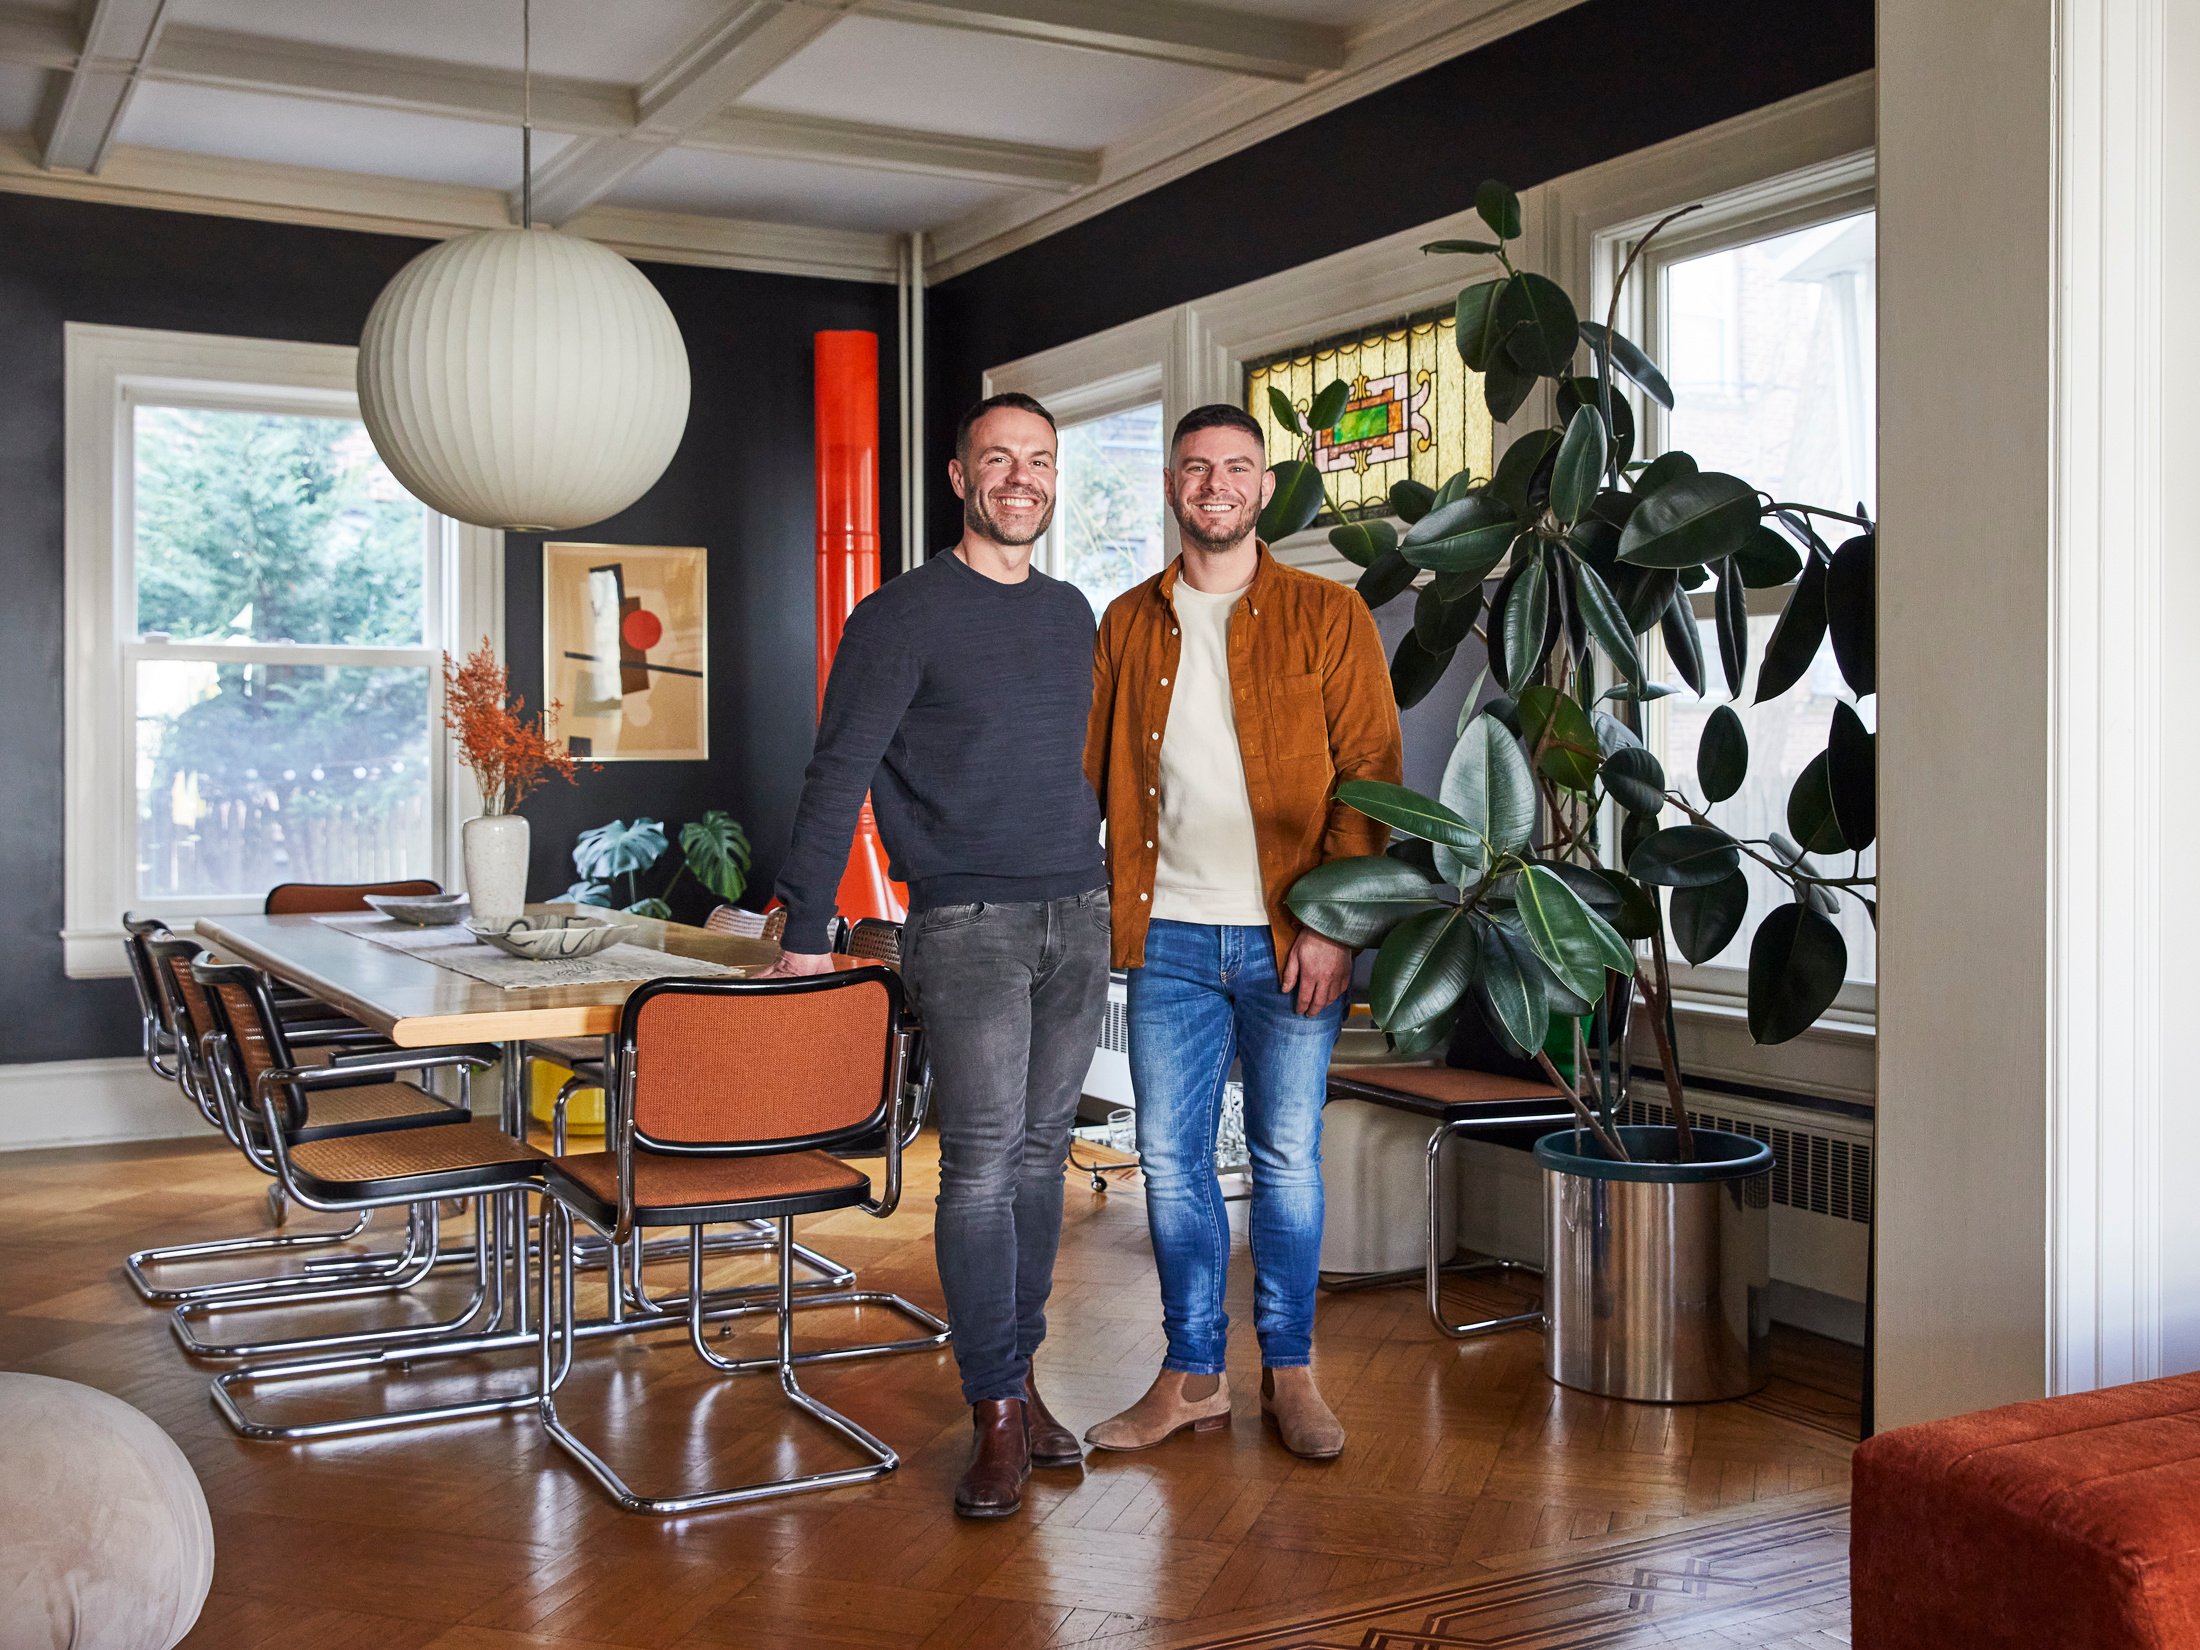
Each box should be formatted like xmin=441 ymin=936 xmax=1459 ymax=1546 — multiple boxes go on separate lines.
xmin=150 ymin=25 xmax=633 ymax=136
xmin=852 ymin=0 xmax=1348 ymax=82
xmin=0 ymin=6 xmax=1094 ymax=194
xmin=526 ymin=1 xmax=850 ymax=224
xmin=39 ymin=0 xmax=173 ymax=173
xmin=690 ymin=107 xmax=1095 ymax=190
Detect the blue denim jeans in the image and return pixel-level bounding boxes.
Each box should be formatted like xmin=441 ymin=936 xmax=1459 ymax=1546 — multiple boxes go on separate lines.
xmin=1126 ymin=920 xmax=1345 ymax=1373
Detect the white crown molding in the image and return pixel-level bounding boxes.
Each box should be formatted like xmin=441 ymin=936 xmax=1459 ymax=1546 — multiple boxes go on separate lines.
xmin=922 ymin=0 xmax=1589 ymax=282
xmin=855 ymin=0 xmax=1346 ymax=82
xmin=0 ymin=134 xmax=902 ymax=281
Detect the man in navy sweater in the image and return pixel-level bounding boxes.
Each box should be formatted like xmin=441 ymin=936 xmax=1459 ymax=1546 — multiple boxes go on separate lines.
xmin=769 ymin=393 xmax=1109 ymax=1518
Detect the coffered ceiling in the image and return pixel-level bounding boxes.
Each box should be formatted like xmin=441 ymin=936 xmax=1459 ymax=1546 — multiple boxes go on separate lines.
xmin=0 ymin=0 xmax=1582 ymax=281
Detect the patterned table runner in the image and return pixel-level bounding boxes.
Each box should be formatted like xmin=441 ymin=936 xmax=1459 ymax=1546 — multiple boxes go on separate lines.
xmin=312 ymin=913 xmax=739 ymax=990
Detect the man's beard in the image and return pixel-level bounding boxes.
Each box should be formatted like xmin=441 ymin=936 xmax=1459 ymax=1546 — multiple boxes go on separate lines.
xmin=965 ymin=488 xmax=1055 ymax=547
xmin=1175 ymin=498 xmax=1256 ymax=548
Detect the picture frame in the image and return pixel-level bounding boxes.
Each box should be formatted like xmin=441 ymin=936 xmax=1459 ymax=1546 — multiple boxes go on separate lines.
xmin=541 ymin=542 xmax=708 ymax=762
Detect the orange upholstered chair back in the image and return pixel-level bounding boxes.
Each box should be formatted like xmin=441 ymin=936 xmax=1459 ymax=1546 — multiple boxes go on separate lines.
xmin=264 ymin=879 xmax=441 ymax=915
xmin=620 ymin=970 xmax=899 ymax=1153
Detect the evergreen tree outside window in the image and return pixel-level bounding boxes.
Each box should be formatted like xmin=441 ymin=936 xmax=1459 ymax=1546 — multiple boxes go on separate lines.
xmin=130 ymin=403 xmax=441 ymax=902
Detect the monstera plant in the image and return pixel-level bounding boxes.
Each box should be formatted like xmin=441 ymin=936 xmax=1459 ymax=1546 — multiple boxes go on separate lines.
xmin=1273 ymin=182 xmax=1876 ymax=1164
xmin=560 ymin=810 xmax=752 ymax=920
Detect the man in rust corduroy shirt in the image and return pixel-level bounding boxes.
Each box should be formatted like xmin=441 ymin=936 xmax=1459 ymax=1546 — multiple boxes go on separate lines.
xmin=1083 ymin=403 xmax=1402 ymax=1460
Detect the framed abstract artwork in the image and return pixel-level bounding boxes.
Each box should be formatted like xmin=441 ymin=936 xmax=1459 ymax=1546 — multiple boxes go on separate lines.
xmin=542 ymin=542 xmax=708 ymax=762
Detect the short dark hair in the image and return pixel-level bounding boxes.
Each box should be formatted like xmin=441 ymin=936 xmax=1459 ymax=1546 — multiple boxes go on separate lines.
xmin=1170 ymin=402 xmax=1265 ymax=454
xmin=954 ymin=392 xmax=1056 ymax=461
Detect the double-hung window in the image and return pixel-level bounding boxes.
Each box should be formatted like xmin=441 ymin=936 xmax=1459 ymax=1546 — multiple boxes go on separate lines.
xmin=63 ymin=325 xmax=499 ymax=977
xmin=1602 ymin=169 xmax=1877 ymax=1016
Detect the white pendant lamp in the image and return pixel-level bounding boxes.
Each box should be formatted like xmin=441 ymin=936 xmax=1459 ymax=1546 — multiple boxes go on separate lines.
xmin=356 ymin=0 xmax=690 ymax=532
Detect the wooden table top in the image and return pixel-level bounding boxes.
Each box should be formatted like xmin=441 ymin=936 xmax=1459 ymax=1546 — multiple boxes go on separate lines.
xmin=193 ymin=905 xmax=779 ymax=1047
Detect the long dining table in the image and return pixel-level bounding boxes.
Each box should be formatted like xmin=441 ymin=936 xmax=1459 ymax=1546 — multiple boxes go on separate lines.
xmin=192 ymin=904 xmax=781 ymax=1340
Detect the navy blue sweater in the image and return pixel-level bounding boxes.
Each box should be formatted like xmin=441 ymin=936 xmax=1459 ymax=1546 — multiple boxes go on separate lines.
xmin=773 ymin=552 xmax=1105 ymax=952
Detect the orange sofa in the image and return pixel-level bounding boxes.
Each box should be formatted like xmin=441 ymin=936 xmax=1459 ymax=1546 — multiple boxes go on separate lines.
xmin=1852 ymin=1372 xmax=2200 ymax=1648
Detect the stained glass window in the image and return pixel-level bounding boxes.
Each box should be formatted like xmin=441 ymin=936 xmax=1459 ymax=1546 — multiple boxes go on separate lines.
xmin=1244 ymin=308 xmax=1492 ymax=522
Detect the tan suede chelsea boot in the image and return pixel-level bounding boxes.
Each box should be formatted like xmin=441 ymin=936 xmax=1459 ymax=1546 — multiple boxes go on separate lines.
xmin=1084 ymin=1369 xmax=1232 ymax=1452
xmin=1260 ymin=1366 xmax=1344 ymax=1459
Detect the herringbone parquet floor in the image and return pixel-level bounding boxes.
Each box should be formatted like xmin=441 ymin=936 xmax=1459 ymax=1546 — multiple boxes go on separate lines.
xmin=0 ymin=1130 xmax=1860 ymax=1649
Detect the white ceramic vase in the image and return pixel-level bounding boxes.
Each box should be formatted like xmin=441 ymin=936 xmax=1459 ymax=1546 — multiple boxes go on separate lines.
xmin=462 ymin=813 xmax=530 ymax=927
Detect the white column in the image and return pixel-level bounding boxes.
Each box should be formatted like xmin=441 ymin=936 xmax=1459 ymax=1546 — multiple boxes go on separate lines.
xmin=1876 ymin=0 xmax=2200 ymax=1426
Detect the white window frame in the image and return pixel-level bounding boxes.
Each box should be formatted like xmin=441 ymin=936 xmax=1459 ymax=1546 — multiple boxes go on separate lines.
xmin=1582 ymin=156 xmax=1877 ymax=1032
xmin=62 ymin=323 xmax=502 ymax=978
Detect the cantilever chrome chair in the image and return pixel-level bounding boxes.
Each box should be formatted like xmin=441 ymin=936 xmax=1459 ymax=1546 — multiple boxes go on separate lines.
xmin=526 ymin=902 xmax=860 ymax=1295
xmin=536 ymin=968 xmax=918 ymax=1513
xmin=1318 ymin=1062 xmax=1578 ymax=1337
xmin=124 ymin=933 xmax=407 ymax=1304
xmin=169 ymin=955 xmax=504 ymax=1361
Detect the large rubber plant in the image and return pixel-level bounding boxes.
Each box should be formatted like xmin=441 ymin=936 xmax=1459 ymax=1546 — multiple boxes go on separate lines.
xmin=1274 ymin=182 xmax=1876 ymax=1162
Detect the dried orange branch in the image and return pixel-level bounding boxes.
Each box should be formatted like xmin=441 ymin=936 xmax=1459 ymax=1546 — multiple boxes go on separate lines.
xmin=442 ymin=639 xmax=582 ymax=815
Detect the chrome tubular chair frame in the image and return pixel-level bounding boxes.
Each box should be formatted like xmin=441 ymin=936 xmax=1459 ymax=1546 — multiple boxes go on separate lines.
xmin=535 ymin=968 xmax=912 ymax=1513
xmin=1317 ymin=1082 xmax=1577 ymax=1339
xmin=124 ymin=935 xmax=402 ymax=1305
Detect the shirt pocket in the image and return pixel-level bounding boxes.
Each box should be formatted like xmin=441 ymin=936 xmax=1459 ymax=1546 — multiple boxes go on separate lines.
xmin=1268 ymin=672 xmax=1330 ymax=760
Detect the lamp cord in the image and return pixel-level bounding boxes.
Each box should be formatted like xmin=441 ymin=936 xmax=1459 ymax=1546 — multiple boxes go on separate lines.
xmin=520 ymin=0 xmax=533 ymax=228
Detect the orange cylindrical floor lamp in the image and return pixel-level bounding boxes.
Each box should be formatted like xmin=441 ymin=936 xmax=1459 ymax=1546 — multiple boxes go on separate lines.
xmin=815 ymin=330 xmax=906 ymax=922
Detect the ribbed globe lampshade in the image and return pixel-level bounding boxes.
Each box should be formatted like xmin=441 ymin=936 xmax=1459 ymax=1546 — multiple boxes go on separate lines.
xmin=357 ymin=227 xmax=691 ymax=532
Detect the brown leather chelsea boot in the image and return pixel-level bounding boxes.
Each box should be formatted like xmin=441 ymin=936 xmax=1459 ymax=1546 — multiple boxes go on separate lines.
xmin=955 ymin=1397 xmax=1031 ymax=1518
xmin=1023 ymin=1371 xmax=1082 ymax=1468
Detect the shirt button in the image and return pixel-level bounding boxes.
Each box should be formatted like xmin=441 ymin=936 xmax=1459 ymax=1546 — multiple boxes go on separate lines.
xmin=1160 ymin=677 xmax=1169 ymax=686
xmin=1145 ymin=840 xmax=1154 ymax=848
xmin=1171 ymin=628 xmax=1179 ymax=636
xmin=1150 ymin=731 xmax=1159 ymax=740
xmin=1148 ymin=787 xmax=1156 ymax=796
xmin=1139 ymin=893 xmax=1149 ymax=902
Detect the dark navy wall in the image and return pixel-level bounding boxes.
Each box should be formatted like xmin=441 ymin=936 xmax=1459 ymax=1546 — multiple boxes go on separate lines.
xmin=0 ymin=192 xmax=896 ymax=1063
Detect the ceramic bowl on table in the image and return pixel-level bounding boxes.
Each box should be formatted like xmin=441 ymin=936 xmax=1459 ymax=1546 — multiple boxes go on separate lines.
xmin=362 ymin=892 xmax=471 ymax=926
xmin=467 ymin=913 xmax=635 ymax=959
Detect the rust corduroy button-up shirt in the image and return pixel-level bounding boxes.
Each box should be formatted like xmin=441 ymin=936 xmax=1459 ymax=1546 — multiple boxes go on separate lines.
xmin=1084 ymin=544 xmax=1404 ymax=971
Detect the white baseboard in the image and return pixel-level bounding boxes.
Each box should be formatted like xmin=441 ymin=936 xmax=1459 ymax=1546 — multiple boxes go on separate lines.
xmin=0 ymin=1057 xmax=208 ymax=1150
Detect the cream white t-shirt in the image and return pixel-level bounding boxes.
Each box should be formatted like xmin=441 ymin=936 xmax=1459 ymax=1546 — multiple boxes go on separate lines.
xmin=1151 ymin=579 xmax=1269 ymax=925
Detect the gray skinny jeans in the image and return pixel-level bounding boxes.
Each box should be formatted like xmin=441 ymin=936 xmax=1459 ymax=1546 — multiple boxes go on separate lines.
xmin=902 ymin=889 xmax=1111 ymax=1404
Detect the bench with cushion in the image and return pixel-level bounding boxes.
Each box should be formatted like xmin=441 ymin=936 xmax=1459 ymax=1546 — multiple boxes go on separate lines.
xmin=1852 ymin=1371 xmax=2200 ymax=1649
xmin=1321 ymin=1061 xmax=1574 ymax=1337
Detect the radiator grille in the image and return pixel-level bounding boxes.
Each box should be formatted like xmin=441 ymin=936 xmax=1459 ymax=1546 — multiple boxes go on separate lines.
xmin=1619 ymin=1097 xmax=1872 ymax=1224
xmin=1100 ymin=997 xmax=1130 ymax=1055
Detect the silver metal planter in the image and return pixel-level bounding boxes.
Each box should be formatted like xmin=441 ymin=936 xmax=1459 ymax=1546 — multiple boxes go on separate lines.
xmin=1536 ymin=1125 xmax=1773 ymax=1403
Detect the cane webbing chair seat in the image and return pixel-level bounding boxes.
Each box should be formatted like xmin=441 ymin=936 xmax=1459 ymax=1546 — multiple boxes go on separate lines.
xmin=550 ymin=1149 xmax=870 ymax=1227
xmin=1328 ymin=1062 xmax=1567 ymax=1117
xmin=292 ymin=1081 xmax=466 ymax=1140
xmin=288 ymin=1119 xmax=548 ymax=1202
xmin=263 ymin=879 xmax=441 ymax=916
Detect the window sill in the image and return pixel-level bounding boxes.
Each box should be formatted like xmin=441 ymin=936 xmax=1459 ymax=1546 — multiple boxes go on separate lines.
xmin=1649 ymin=992 xmax=1875 ymax=1109
xmin=62 ymin=927 xmax=134 ymax=980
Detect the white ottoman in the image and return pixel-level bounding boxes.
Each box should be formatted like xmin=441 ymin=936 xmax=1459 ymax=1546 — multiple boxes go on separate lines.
xmin=0 ymin=1374 xmax=213 ymax=1650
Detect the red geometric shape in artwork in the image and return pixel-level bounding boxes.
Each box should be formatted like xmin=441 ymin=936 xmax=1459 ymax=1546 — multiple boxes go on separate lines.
xmin=622 ymin=608 xmax=665 ymax=651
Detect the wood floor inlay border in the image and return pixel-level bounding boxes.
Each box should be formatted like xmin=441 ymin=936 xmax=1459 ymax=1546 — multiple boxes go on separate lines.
xmin=1101 ymin=1489 xmax=1850 ymax=1650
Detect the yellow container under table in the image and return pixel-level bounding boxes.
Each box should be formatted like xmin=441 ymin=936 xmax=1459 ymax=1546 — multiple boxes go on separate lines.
xmin=528 ymin=1055 xmax=605 ymax=1137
